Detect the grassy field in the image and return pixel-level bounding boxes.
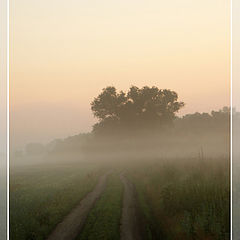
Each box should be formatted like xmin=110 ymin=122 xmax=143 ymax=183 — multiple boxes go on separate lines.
xmin=10 ymin=161 xmax=105 ymax=240
xmin=128 ymin=157 xmax=230 ymax=240
xmin=10 ymin=157 xmax=230 ymax=240
xmin=77 ymin=173 xmax=123 ymax=240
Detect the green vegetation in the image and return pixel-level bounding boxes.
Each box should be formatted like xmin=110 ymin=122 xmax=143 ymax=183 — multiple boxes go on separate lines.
xmin=10 ymin=158 xmax=229 ymax=240
xmin=128 ymin=157 xmax=230 ymax=240
xmin=77 ymin=173 xmax=123 ymax=240
xmin=10 ymin=162 xmax=105 ymax=240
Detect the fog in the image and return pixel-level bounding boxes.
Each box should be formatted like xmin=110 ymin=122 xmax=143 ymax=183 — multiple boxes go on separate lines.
xmin=10 ymin=106 xmax=231 ymax=240
xmin=11 ymin=107 xmax=231 ymax=169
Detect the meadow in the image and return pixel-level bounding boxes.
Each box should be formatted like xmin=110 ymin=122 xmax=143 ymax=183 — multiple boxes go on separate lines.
xmin=10 ymin=155 xmax=230 ymax=240
xmin=128 ymin=157 xmax=230 ymax=240
xmin=10 ymin=161 xmax=106 ymax=240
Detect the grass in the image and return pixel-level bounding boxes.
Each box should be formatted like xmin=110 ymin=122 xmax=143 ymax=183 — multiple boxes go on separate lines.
xmin=10 ymin=161 xmax=105 ymax=240
xmin=10 ymin=157 xmax=230 ymax=240
xmin=128 ymin=157 xmax=230 ymax=240
xmin=77 ymin=173 xmax=123 ymax=240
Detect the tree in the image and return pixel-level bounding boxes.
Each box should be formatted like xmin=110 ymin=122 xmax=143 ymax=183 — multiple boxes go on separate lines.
xmin=91 ymin=86 xmax=184 ymax=134
xmin=174 ymin=107 xmax=230 ymax=134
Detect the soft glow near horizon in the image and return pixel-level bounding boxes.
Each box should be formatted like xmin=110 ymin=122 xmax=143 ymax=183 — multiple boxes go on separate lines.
xmin=11 ymin=0 xmax=230 ymax=149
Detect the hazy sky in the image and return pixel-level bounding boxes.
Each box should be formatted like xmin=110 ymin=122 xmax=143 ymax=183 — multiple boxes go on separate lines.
xmin=233 ymin=0 xmax=240 ymax=111
xmin=11 ymin=0 xmax=230 ymax=149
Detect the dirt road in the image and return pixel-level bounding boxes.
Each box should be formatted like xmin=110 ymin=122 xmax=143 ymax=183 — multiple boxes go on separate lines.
xmin=120 ymin=173 xmax=143 ymax=240
xmin=46 ymin=172 xmax=110 ymax=240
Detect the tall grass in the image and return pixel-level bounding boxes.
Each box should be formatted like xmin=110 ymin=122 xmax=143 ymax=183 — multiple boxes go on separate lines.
xmin=129 ymin=157 xmax=230 ymax=240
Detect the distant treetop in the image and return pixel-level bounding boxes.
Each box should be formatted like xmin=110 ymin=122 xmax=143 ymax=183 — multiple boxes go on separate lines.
xmin=91 ymin=86 xmax=184 ymax=134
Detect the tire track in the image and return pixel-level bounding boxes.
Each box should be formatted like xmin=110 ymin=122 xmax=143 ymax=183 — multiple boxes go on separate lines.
xmin=46 ymin=171 xmax=110 ymax=240
xmin=120 ymin=173 xmax=143 ymax=240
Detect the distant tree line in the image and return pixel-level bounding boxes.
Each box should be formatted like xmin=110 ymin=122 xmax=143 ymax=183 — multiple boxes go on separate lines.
xmin=174 ymin=106 xmax=230 ymax=135
xmin=19 ymin=86 xmax=232 ymax=156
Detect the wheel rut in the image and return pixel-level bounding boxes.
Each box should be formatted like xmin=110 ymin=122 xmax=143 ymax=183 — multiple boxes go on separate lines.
xmin=46 ymin=171 xmax=110 ymax=240
xmin=120 ymin=173 xmax=143 ymax=240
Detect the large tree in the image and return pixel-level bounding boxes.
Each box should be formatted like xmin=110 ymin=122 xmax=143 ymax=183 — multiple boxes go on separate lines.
xmin=91 ymin=86 xmax=184 ymax=134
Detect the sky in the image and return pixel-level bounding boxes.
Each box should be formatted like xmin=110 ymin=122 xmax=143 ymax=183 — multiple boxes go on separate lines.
xmin=233 ymin=0 xmax=240 ymax=110
xmin=10 ymin=0 xmax=231 ymax=150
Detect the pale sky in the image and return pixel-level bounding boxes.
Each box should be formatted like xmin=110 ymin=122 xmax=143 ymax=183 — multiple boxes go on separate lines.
xmin=233 ymin=0 xmax=240 ymax=111
xmin=11 ymin=0 xmax=231 ymax=149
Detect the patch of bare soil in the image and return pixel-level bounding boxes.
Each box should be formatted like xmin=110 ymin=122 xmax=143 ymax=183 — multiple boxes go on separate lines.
xmin=120 ymin=173 xmax=143 ymax=240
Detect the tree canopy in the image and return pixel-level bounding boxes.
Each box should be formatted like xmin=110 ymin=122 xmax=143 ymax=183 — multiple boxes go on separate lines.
xmin=91 ymin=86 xmax=184 ymax=134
